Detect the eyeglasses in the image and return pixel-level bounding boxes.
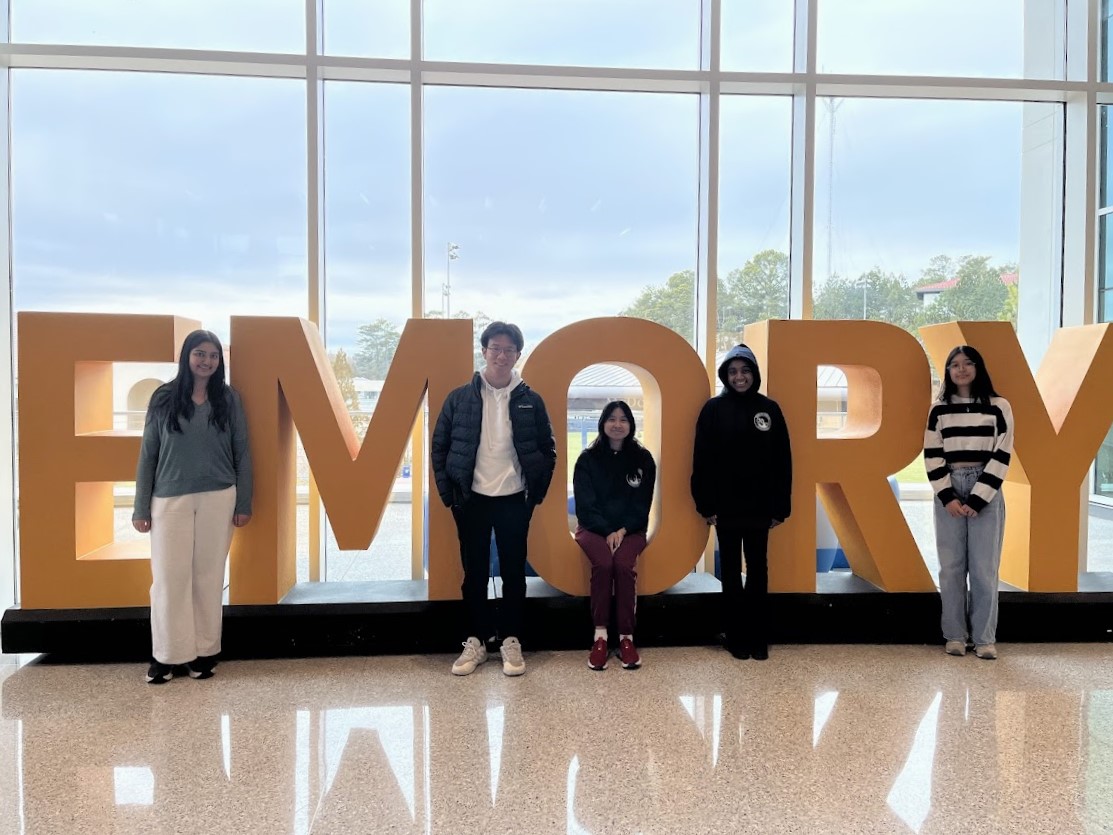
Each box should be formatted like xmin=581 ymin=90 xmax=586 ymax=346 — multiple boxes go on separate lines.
xmin=485 ymin=345 xmax=519 ymax=357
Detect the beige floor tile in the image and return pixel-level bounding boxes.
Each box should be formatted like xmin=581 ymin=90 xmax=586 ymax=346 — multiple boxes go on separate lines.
xmin=1 ymin=644 xmax=1111 ymax=834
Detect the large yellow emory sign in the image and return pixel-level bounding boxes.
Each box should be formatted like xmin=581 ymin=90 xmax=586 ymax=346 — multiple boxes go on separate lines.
xmin=15 ymin=312 xmax=1113 ymax=610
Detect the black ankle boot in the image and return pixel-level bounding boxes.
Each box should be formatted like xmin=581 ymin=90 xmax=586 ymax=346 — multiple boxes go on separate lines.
xmin=750 ymin=643 xmax=769 ymax=661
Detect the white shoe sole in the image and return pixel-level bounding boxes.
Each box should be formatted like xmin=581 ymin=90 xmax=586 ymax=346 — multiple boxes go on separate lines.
xmin=502 ymin=662 xmax=526 ymax=676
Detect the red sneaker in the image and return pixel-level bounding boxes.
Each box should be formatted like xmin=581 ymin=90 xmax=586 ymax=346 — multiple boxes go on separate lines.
xmin=588 ymin=638 xmax=609 ymax=670
xmin=618 ymin=638 xmax=641 ymax=669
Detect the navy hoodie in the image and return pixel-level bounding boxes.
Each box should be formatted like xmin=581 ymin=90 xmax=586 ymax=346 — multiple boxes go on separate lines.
xmin=690 ymin=344 xmax=793 ymax=525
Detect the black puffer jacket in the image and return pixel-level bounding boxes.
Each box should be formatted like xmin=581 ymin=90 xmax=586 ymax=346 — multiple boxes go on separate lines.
xmin=690 ymin=344 xmax=793 ymax=525
xmin=431 ymin=372 xmax=557 ymax=508
xmin=573 ymin=444 xmax=656 ymax=536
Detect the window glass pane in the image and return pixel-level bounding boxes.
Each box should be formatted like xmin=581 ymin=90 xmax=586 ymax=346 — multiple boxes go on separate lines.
xmin=12 ymin=68 xmax=307 ymax=529
xmin=425 ymin=86 xmax=698 ymax=345
xmin=717 ymin=95 xmax=792 ymax=351
xmin=1097 ymin=429 xmax=1113 ymax=500
xmin=1102 ymin=107 xmax=1111 ymax=210
xmin=811 ymin=97 xmax=1046 ymax=584
xmin=817 ymin=0 xmax=1058 ymax=79
xmin=720 ymin=0 xmax=795 ymax=72
xmin=423 ymin=0 xmax=700 ymax=69
xmin=12 ymin=0 xmax=304 ymax=53
xmin=1101 ymin=216 xmax=1113 ymax=313
xmin=322 ymin=81 xmax=412 ymax=581
xmin=323 ymin=0 xmax=409 ymax=59
xmin=1104 ymin=0 xmax=1113 ymax=82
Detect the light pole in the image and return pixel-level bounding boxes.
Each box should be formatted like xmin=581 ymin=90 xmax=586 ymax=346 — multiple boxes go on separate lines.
xmin=443 ymin=242 xmax=460 ymax=318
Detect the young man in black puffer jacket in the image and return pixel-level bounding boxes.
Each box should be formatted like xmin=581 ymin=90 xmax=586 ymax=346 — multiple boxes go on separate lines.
xmin=432 ymin=321 xmax=556 ymax=677
xmin=691 ymin=344 xmax=792 ymax=661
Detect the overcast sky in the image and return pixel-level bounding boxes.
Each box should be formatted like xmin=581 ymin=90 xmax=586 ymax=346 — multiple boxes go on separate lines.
xmin=11 ymin=0 xmax=1034 ymax=352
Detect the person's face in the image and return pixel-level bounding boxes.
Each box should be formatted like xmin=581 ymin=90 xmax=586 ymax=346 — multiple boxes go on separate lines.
xmin=482 ymin=336 xmax=519 ymax=385
xmin=947 ymin=352 xmax=977 ymax=389
xmin=189 ymin=342 xmax=221 ymax=382
xmin=726 ymin=359 xmax=754 ymax=393
xmin=603 ymin=407 xmax=631 ymax=445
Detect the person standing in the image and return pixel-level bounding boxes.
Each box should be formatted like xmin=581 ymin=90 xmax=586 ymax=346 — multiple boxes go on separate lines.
xmin=691 ymin=344 xmax=792 ymax=661
xmin=924 ymin=345 xmax=1013 ymax=660
xmin=573 ymin=400 xmax=656 ymax=671
xmin=133 ymin=330 xmax=253 ymax=684
xmin=432 ymin=321 xmax=556 ymax=676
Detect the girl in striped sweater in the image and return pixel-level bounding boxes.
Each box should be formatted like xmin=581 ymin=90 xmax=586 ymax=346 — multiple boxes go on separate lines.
xmin=924 ymin=345 xmax=1013 ymax=660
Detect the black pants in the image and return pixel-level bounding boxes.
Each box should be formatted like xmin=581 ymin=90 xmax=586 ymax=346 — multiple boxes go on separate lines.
xmin=453 ymin=491 xmax=531 ymax=642
xmin=716 ymin=523 xmax=770 ymax=648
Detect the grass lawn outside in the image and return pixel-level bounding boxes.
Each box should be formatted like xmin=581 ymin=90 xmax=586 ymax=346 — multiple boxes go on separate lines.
xmin=894 ymin=458 xmax=928 ymax=484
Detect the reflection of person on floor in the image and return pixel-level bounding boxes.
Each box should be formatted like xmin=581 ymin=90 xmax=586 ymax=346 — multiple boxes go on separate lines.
xmin=132 ymin=329 xmax=253 ymax=685
xmin=432 ymin=321 xmax=557 ymax=678
xmin=572 ymin=400 xmax=656 ymax=671
xmin=691 ymin=344 xmax=792 ymax=661
xmin=924 ymin=344 xmax=1012 ymax=661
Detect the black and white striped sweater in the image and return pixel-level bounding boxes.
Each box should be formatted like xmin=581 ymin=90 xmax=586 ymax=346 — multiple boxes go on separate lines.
xmin=923 ymin=395 xmax=1014 ymax=512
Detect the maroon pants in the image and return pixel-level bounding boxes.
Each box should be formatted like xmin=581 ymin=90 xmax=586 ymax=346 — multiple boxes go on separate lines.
xmin=574 ymin=528 xmax=647 ymax=635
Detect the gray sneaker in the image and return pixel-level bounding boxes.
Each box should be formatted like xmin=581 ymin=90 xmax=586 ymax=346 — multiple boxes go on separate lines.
xmin=500 ymin=636 xmax=526 ymax=676
xmin=451 ymin=637 xmax=488 ymax=675
xmin=945 ymin=640 xmax=967 ymax=657
xmin=974 ymin=644 xmax=998 ymax=660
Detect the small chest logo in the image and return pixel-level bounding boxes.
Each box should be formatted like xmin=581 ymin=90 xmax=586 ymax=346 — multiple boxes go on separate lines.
xmin=627 ymin=468 xmax=643 ymax=488
xmin=754 ymin=412 xmax=771 ymax=431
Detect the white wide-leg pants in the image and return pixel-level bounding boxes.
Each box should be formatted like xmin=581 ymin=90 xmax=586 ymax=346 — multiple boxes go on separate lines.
xmin=149 ymin=486 xmax=236 ymax=665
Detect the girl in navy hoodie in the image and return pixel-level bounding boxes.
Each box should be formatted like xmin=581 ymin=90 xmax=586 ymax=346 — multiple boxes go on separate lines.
xmin=691 ymin=345 xmax=792 ymax=660
xmin=573 ymin=400 xmax=657 ymax=671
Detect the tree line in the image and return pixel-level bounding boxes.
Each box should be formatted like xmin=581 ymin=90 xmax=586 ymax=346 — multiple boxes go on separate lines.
xmin=332 ymin=249 xmax=1016 ymax=390
xmin=620 ymin=250 xmax=1017 ymax=351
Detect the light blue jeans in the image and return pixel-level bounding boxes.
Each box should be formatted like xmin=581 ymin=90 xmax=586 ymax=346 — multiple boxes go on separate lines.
xmin=933 ymin=465 xmax=1005 ymax=646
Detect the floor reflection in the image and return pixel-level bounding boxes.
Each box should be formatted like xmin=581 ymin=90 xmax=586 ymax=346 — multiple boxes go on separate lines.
xmin=1 ymin=645 xmax=1111 ymax=833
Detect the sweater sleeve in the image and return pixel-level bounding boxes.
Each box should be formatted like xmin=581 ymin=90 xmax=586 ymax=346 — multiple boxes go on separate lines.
xmin=965 ymin=398 xmax=1014 ymax=513
xmin=624 ymin=449 xmax=656 ymax=535
xmin=573 ymin=452 xmax=611 ymax=535
xmin=229 ymin=389 xmax=253 ymax=516
xmin=924 ymin=403 xmax=957 ymax=507
xmin=690 ymin=400 xmax=716 ymax=518
xmin=132 ymin=404 xmax=162 ymax=522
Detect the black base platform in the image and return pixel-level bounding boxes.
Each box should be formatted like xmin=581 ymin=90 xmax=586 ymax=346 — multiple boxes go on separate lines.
xmin=4 ymin=572 xmax=1113 ymax=661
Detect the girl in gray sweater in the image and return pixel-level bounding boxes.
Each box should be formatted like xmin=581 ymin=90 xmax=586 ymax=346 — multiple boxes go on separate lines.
xmin=133 ymin=330 xmax=252 ymax=684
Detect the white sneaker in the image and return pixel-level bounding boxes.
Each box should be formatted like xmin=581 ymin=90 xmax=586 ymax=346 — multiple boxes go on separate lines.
xmin=974 ymin=644 xmax=998 ymax=660
xmin=945 ymin=640 xmax=967 ymax=657
xmin=500 ymin=636 xmax=526 ymax=676
xmin=451 ymin=637 xmax=488 ymax=675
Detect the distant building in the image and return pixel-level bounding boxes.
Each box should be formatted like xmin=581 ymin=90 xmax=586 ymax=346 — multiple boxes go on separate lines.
xmin=914 ymin=271 xmax=1017 ymax=307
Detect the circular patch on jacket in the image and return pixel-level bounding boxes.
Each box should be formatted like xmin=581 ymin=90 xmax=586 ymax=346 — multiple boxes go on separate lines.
xmin=627 ymin=468 xmax=643 ymax=488
xmin=754 ymin=412 xmax=771 ymax=431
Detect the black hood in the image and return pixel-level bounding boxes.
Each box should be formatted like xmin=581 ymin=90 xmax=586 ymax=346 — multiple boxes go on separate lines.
xmin=717 ymin=344 xmax=762 ymax=393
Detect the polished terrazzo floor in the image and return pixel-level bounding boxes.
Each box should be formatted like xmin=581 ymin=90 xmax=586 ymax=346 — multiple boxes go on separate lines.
xmin=1 ymin=643 xmax=1111 ymax=834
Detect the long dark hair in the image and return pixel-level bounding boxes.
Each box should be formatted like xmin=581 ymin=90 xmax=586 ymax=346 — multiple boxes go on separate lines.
xmin=151 ymin=330 xmax=231 ymax=433
xmin=938 ymin=345 xmax=999 ymax=405
xmin=587 ymin=400 xmax=644 ymax=458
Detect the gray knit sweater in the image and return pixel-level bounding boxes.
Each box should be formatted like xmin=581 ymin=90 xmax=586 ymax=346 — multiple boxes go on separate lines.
xmin=132 ymin=386 xmax=253 ymax=520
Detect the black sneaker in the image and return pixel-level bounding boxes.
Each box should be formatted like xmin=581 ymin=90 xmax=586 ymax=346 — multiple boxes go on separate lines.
xmin=145 ymin=661 xmax=174 ymax=684
xmin=185 ymin=657 xmax=216 ymax=680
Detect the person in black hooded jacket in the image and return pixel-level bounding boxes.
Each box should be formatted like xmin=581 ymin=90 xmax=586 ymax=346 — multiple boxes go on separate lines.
xmin=573 ymin=400 xmax=657 ymax=671
xmin=691 ymin=344 xmax=792 ymax=660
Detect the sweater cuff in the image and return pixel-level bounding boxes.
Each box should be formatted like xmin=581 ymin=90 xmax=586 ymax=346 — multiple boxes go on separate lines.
xmin=936 ymin=488 xmax=957 ymax=507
